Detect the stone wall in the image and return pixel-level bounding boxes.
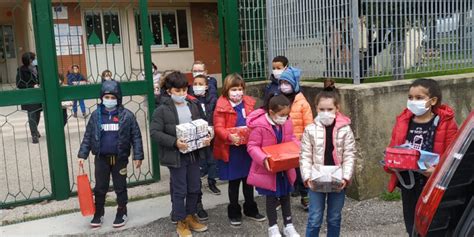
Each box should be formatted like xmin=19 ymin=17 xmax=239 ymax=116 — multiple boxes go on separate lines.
xmin=246 ymin=74 xmax=474 ymax=200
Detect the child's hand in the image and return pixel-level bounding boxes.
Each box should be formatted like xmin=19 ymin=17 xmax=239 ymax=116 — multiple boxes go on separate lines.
xmin=264 ymin=158 xmax=271 ymax=171
xmin=176 ymin=139 xmax=188 ymax=150
xmin=304 ymin=179 xmax=313 ymax=189
xmin=78 ymin=158 xmax=85 ymax=166
xmin=339 ymin=180 xmax=347 ymax=190
xmin=422 ymin=166 xmax=435 ymax=177
xmin=229 ymin=134 xmax=240 ymax=146
xmin=134 ymin=160 xmax=142 ymax=169
xmin=203 ymin=136 xmax=211 ymax=147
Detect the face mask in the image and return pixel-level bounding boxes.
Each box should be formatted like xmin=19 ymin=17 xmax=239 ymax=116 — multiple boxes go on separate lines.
xmin=103 ymin=98 xmax=117 ymax=109
xmin=280 ymin=83 xmax=293 ymax=94
xmin=317 ymin=111 xmax=336 ymax=126
xmin=407 ymin=99 xmax=430 ymax=116
xmin=193 ymin=72 xmax=205 ymax=78
xmin=229 ymin=90 xmax=243 ymax=103
xmin=104 ymin=77 xmax=112 ymax=81
xmin=171 ymin=94 xmax=186 ymax=104
xmin=273 ymin=115 xmax=288 ymax=125
xmin=193 ymin=86 xmax=206 ymax=96
xmin=32 ymin=59 xmax=38 ymax=66
xmin=273 ymin=69 xmax=284 ymax=79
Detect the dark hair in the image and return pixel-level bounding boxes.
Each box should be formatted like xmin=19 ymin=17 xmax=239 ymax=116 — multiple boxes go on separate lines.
xmin=152 ymin=62 xmax=157 ymax=71
xmin=164 ymin=71 xmax=188 ymax=90
xmin=193 ymin=74 xmax=208 ymax=85
xmin=21 ymin=52 xmax=35 ymax=66
xmin=71 ymin=64 xmax=79 ymax=69
xmin=272 ymin=56 xmax=289 ymax=67
xmin=410 ymin=79 xmax=442 ymax=108
xmin=314 ymin=79 xmax=341 ymax=108
xmin=265 ymin=94 xmax=291 ymax=113
xmin=222 ymin=73 xmax=245 ymax=98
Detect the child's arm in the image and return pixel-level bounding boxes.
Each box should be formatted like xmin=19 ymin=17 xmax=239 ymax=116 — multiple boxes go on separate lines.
xmin=207 ymin=77 xmax=218 ymax=98
xmin=247 ymin=127 xmax=268 ymax=168
xmin=299 ymin=126 xmax=315 ymax=182
xmin=150 ymin=107 xmax=178 ymax=148
xmin=341 ymin=126 xmax=356 ymax=182
xmin=78 ymin=114 xmax=95 ymax=159
xmin=130 ymin=115 xmax=144 ymax=160
xmin=66 ymin=74 xmax=74 ymax=85
xmin=444 ymin=119 xmax=458 ymax=152
xmin=213 ymin=110 xmax=231 ymax=142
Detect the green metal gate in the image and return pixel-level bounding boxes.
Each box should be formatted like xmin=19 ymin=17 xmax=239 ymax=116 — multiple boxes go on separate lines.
xmin=0 ymin=0 xmax=158 ymax=208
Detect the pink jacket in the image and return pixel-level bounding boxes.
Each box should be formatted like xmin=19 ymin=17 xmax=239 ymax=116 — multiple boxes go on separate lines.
xmin=246 ymin=109 xmax=298 ymax=191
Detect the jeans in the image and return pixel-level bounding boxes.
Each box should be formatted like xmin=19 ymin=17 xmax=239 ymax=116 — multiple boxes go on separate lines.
xmin=73 ymin=99 xmax=86 ymax=114
xmin=199 ymin=146 xmax=217 ymax=182
xmin=306 ymin=190 xmax=346 ymax=237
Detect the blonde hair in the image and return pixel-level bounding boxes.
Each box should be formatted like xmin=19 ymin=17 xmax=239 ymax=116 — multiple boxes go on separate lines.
xmin=192 ymin=60 xmax=206 ymax=70
xmin=222 ymin=73 xmax=246 ymax=98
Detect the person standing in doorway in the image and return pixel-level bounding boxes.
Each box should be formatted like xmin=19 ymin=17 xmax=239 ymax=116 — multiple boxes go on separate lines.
xmin=67 ymin=64 xmax=88 ymax=118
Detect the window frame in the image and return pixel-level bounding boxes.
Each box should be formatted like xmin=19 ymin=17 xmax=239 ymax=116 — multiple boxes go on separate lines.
xmin=83 ymin=9 xmax=122 ymax=47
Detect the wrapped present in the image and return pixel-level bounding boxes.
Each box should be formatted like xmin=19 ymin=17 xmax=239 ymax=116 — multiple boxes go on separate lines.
xmin=384 ymin=146 xmax=420 ymax=170
xmin=310 ymin=166 xmax=343 ymax=193
xmin=262 ymin=141 xmax=300 ymax=173
xmin=176 ymin=119 xmax=210 ymax=154
xmin=226 ymin=126 xmax=251 ymax=145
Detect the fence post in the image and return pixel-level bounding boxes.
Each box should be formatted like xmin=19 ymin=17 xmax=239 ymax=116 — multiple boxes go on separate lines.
xmin=218 ymin=0 xmax=227 ymax=80
xmin=266 ymin=0 xmax=274 ymax=75
xmin=225 ymin=0 xmax=242 ymax=75
xmin=351 ymin=0 xmax=361 ymax=84
xmin=31 ymin=0 xmax=70 ymax=200
xmin=139 ymin=0 xmax=160 ymax=181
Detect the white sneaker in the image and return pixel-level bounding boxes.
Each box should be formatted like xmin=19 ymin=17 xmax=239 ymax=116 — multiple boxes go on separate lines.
xmin=283 ymin=224 xmax=300 ymax=237
xmin=268 ymin=225 xmax=282 ymax=237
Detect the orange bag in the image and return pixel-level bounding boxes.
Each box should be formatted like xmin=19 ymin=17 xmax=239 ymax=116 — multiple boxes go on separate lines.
xmin=262 ymin=141 xmax=300 ymax=173
xmin=77 ymin=165 xmax=95 ymax=216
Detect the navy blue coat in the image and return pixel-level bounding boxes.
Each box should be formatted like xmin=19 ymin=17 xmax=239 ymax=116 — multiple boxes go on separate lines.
xmin=264 ymin=74 xmax=280 ymax=100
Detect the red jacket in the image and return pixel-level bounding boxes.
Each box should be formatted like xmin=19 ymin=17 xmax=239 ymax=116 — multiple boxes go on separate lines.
xmin=213 ymin=95 xmax=256 ymax=162
xmin=385 ymin=104 xmax=458 ymax=192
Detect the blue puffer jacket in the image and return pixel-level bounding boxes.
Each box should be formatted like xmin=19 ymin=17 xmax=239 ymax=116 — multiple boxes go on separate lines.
xmin=78 ymin=81 xmax=144 ymax=161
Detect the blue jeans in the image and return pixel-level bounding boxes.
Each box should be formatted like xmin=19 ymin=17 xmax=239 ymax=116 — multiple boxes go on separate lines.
xmin=199 ymin=146 xmax=217 ymax=182
xmin=306 ymin=190 xmax=345 ymax=237
xmin=73 ymin=99 xmax=86 ymax=113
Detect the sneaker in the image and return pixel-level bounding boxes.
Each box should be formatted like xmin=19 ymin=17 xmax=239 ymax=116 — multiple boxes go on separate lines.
xmin=283 ymin=224 xmax=300 ymax=237
xmin=196 ymin=207 xmax=209 ymax=221
xmin=246 ymin=213 xmax=266 ymax=222
xmin=185 ymin=214 xmax=208 ymax=232
xmin=301 ymin=196 xmax=309 ymax=211
xmin=112 ymin=206 xmax=128 ymax=228
xmin=268 ymin=224 xmax=282 ymax=237
xmin=207 ymin=182 xmax=221 ymax=195
xmin=171 ymin=212 xmax=178 ymax=224
xmin=90 ymin=213 xmax=104 ymax=228
xmin=73 ymin=112 xmax=78 ymax=118
xmin=229 ymin=217 xmax=242 ymax=227
xmin=176 ymin=220 xmax=192 ymax=237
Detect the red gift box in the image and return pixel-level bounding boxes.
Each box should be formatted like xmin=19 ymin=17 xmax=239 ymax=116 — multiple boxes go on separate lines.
xmin=226 ymin=126 xmax=251 ymax=145
xmin=384 ymin=147 xmax=420 ymax=170
xmin=262 ymin=141 xmax=301 ymax=173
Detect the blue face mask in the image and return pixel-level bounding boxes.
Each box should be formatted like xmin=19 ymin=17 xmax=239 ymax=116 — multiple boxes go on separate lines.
xmin=103 ymin=98 xmax=117 ymax=109
xmin=171 ymin=94 xmax=186 ymax=104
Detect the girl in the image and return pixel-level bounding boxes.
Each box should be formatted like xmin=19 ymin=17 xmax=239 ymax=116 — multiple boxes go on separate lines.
xmin=246 ymin=94 xmax=300 ymax=237
xmin=385 ymin=79 xmax=458 ymax=236
xmin=279 ymin=66 xmax=313 ymax=209
xmin=101 ymin=69 xmax=113 ymax=82
xmin=300 ymin=80 xmax=356 ymax=237
xmin=213 ymin=73 xmax=266 ymax=227
xmin=67 ymin=64 xmax=87 ymax=117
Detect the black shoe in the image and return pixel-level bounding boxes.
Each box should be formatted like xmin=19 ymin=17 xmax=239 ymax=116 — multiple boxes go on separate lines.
xmin=90 ymin=212 xmax=104 ymax=228
xmin=246 ymin=213 xmax=266 ymax=222
xmin=32 ymin=136 xmax=39 ymax=144
xmin=170 ymin=212 xmax=177 ymax=224
xmin=197 ymin=207 xmax=209 ymax=221
xmin=113 ymin=206 xmax=128 ymax=228
xmin=207 ymin=182 xmax=221 ymax=195
xmin=229 ymin=217 xmax=242 ymax=227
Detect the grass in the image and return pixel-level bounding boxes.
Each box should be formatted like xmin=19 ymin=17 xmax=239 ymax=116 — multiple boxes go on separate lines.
xmin=380 ymin=190 xmax=402 ymax=201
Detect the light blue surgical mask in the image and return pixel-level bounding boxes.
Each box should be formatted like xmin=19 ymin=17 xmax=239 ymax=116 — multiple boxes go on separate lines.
xmin=171 ymin=94 xmax=186 ymax=104
xmin=103 ymin=98 xmax=117 ymax=109
xmin=32 ymin=59 xmax=38 ymax=66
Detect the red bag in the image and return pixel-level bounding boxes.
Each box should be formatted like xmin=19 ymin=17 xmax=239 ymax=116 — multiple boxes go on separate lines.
xmin=384 ymin=147 xmax=420 ymax=170
xmin=262 ymin=141 xmax=300 ymax=173
xmin=77 ymin=165 xmax=95 ymax=216
xmin=226 ymin=126 xmax=251 ymax=145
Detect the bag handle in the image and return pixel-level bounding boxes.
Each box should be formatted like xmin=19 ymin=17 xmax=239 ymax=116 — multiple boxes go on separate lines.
xmin=78 ymin=163 xmax=85 ymax=175
xmin=394 ymin=170 xmax=415 ymax=189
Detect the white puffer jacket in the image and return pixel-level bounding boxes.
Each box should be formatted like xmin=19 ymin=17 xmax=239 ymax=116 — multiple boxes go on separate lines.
xmin=300 ymin=112 xmax=356 ymax=182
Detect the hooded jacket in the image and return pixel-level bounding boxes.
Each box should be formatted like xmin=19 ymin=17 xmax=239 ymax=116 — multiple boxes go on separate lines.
xmin=246 ymin=109 xmax=298 ymax=191
xmin=289 ymin=93 xmax=313 ymax=140
xmin=78 ymin=80 xmax=144 ymax=161
xmin=299 ymin=112 xmax=356 ymax=183
xmin=385 ymin=104 xmax=458 ymax=192
xmin=264 ymin=74 xmax=280 ymax=100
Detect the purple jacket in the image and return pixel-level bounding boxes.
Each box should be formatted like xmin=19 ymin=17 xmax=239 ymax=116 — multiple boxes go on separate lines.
xmin=246 ymin=109 xmax=298 ymax=191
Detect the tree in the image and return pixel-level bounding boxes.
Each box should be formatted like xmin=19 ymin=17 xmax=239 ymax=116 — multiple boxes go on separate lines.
xmin=163 ymin=25 xmax=173 ymax=46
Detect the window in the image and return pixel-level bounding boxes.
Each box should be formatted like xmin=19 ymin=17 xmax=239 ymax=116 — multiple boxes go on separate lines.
xmin=85 ymin=10 xmax=121 ymax=45
xmin=135 ymin=9 xmax=190 ymax=49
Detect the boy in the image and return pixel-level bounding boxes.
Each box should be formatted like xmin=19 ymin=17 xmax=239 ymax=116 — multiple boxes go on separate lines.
xmin=264 ymin=56 xmax=289 ymax=100
xmin=151 ymin=71 xmax=210 ymax=237
xmin=78 ymin=80 xmax=144 ymax=228
xmin=67 ymin=64 xmax=87 ymax=117
xmin=190 ymin=61 xmax=218 ymax=99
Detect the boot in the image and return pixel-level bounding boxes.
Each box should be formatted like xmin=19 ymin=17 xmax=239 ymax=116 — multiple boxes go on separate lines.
xmin=185 ymin=214 xmax=208 ymax=232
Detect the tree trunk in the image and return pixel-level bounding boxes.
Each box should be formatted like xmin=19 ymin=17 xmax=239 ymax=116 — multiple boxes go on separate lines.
xmin=391 ymin=40 xmax=405 ymax=80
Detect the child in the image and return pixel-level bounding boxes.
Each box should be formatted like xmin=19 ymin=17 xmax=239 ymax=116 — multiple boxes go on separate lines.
xmin=264 ymin=56 xmax=289 ymax=100
xmin=101 ymin=69 xmax=113 ymax=82
xmin=67 ymin=64 xmax=87 ymax=117
xmin=300 ymin=81 xmax=356 ymax=237
xmin=213 ymin=73 xmax=266 ymax=227
xmin=150 ymin=71 xmax=210 ymax=237
xmin=191 ymin=60 xmax=218 ymax=98
xmin=279 ymin=66 xmax=313 ymax=209
xmin=385 ymin=79 xmax=458 ymax=236
xmin=77 ymin=80 xmax=144 ymax=228
xmin=246 ymin=94 xmax=301 ymax=237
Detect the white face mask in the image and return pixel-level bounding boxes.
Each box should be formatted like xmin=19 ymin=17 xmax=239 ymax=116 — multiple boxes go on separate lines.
xmin=193 ymin=86 xmax=207 ymax=96
xmin=272 ymin=69 xmax=284 ymax=79
xmin=317 ymin=111 xmax=336 ymax=126
xmin=407 ymin=99 xmax=430 ymax=116
xmin=273 ymin=115 xmax=288 ymax=125
xmin=229 ymin=90 xmax=244 ymax=103
xmin=280 ymin=83 xmax=293 ymax=94
xmin=32 ymin=59 xmax=38 ymax=66
xmin=171 ymin=94 xmax=186 ymax=104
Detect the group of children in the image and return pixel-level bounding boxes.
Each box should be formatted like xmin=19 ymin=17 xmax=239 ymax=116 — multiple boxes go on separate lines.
xmin=78 ymin=57 xmax=458 ymax=237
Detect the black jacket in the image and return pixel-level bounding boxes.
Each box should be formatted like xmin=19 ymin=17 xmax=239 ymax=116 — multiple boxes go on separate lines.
xmin=150 ymin=96 xmax=206 ymax=168
xmin=16 ymin=65 xmax=42 ymax=112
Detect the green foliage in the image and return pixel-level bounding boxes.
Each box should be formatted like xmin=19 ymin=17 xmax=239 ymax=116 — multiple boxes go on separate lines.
xmin=380 ymin=190 xmax=401 ymax=201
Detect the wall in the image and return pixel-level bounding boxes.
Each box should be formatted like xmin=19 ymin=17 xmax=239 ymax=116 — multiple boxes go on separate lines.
xmin=246 ymin=74 xmax=474 ymax=200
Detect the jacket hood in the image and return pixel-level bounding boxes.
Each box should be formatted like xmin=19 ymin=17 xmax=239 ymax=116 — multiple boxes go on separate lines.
xmin=279 ymin=66 xmax=301 ymax=93
xmin=397 ymin=104 xmax=455 ymax=123
xmin=246 ymin=109 xmax=268 ymax=129
xmin=314 ymin=112 xmax=351 ymax=128
xmin=101 ymin=80 xmax=123 ymax=105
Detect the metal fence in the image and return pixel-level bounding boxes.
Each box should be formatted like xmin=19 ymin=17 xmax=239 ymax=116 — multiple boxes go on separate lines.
xmin=266 ymin=0 xmax=474 ymax=83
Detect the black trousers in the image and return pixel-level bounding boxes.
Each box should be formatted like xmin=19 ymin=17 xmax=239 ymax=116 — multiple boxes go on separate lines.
xmin=94 ymin=155 xmax=128 ymax=209
xmin=294 ymin=167 xmax=308 ymax=197
xmin=266 ymin=195 xmax=292 ymax=227
xmin=227 ymin=177 xmax=259 ymax=219
xmin=27 ymin=109 xmax=41 ymax=137
xmin=399 ymin=172 xmax=427 ymax=236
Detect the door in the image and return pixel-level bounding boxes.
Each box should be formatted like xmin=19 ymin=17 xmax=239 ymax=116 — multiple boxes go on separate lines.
xmin=0 ymin=25 xmax=17 ymax=84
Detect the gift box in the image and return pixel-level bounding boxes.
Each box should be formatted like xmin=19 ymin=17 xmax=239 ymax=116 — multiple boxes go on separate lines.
xmin=226 ymin=126 xmax=251 ymax=145
xmin=262 ymin=141 xmax=300 ymax=173
xmin=176 ymin=119 xmax=209 ymax=154
xmin=384 ymin=146 xmax=420 ymax=170
xmin=310 ymin=166 xmax=343 ymax=193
